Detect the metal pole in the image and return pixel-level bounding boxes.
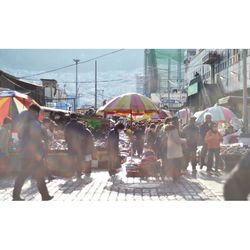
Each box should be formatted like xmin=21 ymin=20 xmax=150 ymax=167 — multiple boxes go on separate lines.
xmin=73 ymin=59 xmax=80 ymax=111
xmin=95 ymin=60 xmax=97 ymax=109
xmin=242 ymin=49 xmax=248 ymax=133
xmin=168 ymin=58 xmax=171 ymax=109
xmin=177 ymin=49 xmax=182 ymax=88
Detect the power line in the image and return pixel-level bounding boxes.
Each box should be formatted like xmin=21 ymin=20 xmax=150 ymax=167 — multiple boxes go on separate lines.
xmin=59 ymin=79 xmax=124 ymax=84
xmin=17 ymin=49 xmax=125 ymax=79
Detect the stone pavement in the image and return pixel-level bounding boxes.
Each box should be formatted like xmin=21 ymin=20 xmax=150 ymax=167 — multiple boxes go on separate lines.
xmin=0 ymin=166 xmax=228 ymax=201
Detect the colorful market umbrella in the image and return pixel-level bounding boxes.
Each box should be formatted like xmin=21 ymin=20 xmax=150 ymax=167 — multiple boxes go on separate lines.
xmin=97 ymin=93 xmax=159 ymax=162
xmin=0 ymin=90 xmax=38 ymax=125
xmin=149 ymin=109 xmax=171 ymax=120
xmin=195 ymin=105 xmax=238 ymax=124
xmin=97 ymin=93 xmax=159 ymax=116
xmin=137 ymin=109 xmax=172 ymax=121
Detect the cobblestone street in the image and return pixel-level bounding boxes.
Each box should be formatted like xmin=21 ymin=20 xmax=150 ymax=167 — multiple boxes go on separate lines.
xmin=0 ymin=167 xmax=227 ymax=201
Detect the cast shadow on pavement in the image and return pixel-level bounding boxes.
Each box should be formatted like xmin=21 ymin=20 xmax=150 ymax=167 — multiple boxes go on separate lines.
xmin=0 ymin=177 xmax=15 ymax=190
xmin=57 ymin=179 xmax=93 ymax=194
xmin=105 ymin=176 xmax=209 ymax=201
xmin=196 ymin=170 xmax=227 ymax=185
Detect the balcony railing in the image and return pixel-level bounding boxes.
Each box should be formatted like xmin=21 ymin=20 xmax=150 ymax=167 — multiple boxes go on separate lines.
xmin=202 ymin=51 xmax=220 ymax=64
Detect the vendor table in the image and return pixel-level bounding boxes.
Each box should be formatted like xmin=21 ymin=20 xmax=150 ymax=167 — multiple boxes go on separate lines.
xmin=4 ymin=149 xmax=110 ymax=177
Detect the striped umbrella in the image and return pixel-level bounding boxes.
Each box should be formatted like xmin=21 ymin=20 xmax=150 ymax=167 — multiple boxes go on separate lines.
xmin=97 ymin=93 xmax=159 ymax=161
xmin=195 ymin=105 xmax=238 ymax=124
xmin=97 ymin=93 xmax=159 ymax=116
xmin=137 ymin=109 xmax=172 ymax=121
xmin=0 ymin=90 xmax=38 ymax=125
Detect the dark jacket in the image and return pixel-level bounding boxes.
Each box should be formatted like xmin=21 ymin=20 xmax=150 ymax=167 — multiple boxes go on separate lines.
xmin=199 ymin=122 xmax=213 ymax=144
xmin=81 ymin=127 xmax=95 ymax=155
xmin=133 ymin=127 xmax=144 ymax=141
xmin=182 ymin=123 xmax=200 ymax=148
xmin=146 ymin=130 xmax=156 ymax=149
xmin=19 ymin=114 xmax=44 ymax=160
xmin=107 ymin=128 xmax=119 ymax=154
xmin=64 ymin=120 xmax=85 ymax=154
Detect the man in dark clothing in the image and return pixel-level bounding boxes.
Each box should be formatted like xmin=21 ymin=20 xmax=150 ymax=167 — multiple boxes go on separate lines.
xmin=145 ymin=124 xmax=156 ymax=151
xmin=199 ymin=113 xmax=213 ymax=169
xmin=107 ymin=122 xmax=125 ymax=178
xmin=64 ymin=114 xmax=94 ymax=180
xmin=80 ymin=125 xmax=95 ymax=183
xmin=132 ymin=123 xmax=145 ymax=157
xmin=64 ymin=113 xmax=85 ymax=180
xmin=13 ymin=105 xmax=53 ymax=201
xmin=182 ymin=116 xmax=200 ymax=173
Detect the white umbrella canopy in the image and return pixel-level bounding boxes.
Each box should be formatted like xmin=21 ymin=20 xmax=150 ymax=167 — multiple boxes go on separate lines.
xmin=195 ymin=105 xmax=238 ymax=124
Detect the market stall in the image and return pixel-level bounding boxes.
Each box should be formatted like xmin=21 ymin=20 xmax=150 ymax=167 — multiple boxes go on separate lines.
xmin=97 ymin=93 xmax=159 ymax=177
xmin=0 ymin=90 xmax=39 ymax=125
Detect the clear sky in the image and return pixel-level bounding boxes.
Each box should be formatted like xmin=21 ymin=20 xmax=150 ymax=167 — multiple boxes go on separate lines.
xmin=0 ymin=49 xmax=145 ymax=106
xmin=0 ymin=49 xmax=144 ymax=76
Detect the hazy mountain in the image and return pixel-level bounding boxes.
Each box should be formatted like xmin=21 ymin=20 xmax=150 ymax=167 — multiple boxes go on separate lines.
xmin=0 ymin=49 xmax=144 ymax=106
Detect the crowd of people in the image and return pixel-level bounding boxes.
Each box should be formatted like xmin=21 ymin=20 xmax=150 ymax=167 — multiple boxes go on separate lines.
xmin=129 ymin=113 xmax=226 ymax=182
xmin=0 ymin=103 xmax=249 ymax=200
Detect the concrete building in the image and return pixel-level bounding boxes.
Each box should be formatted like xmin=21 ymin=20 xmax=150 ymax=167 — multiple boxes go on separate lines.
xmin=135 ymin=74 xmax=145 ymax=95
xmin=144 ymin=49 xmax=186 ymax=110
xmin=184 ymin=49 xmax=250 ymax=112
xmin=41 ymin=78 xmax=72 ymax=110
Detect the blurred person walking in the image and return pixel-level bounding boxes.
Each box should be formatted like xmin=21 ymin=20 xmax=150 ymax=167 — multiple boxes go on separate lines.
xmin=0 ymin=117 xmax=13 ymax=175
xmin=0 ymin=117 xmax=12 ymax=156
xmin=12 ymin=105 xmax=53 ymax=201
xmin=224 ymin=151 xmax=250 ymax=200
xmin=145 ymin=124 xmax=156 ymax=151
xmin=107 ymin=122 xmax=125 ymax=182
xmin=182 ymin=117 xmax=200 ymax=173
xmin=132 ymin=123 xmax=145 ymax=157
xmin=64 ymin=115 xmax=95 ymax=183
xmin=199 ymin=113 xmax=213 ymax=169
xmin=164 ymin=119 xmax=186 ymax=182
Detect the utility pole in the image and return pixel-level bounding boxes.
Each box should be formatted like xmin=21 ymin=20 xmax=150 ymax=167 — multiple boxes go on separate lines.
xmin=73 ymin=59 xmax=80 ymax=111
xmin=94 ymin=60 xmax=97 ymax=109
xmin=168 ymin=58 xmax=171 ymax=109
xmin=242 ymin=49 xmax=248 ymax=133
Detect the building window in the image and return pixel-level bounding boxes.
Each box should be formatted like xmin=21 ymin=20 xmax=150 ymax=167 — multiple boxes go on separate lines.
xmin=215 ymin=65 xmax=219 ymax=73
xmin=230 ymin=58 xmax=233 ymax=65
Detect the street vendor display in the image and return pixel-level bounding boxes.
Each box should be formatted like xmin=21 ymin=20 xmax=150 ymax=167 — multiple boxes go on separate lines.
xmin=220 ymin=143 xmax=250 ymax=172
xmin=97 ymin=93 xmax=160 ymax=177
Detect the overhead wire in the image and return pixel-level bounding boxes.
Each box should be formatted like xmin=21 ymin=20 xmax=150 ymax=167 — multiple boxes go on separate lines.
xmin=17 ymin=49 xmax=125 ymax=79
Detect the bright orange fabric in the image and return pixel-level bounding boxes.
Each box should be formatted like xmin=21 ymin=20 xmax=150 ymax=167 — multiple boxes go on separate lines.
xmin=205 ymin=130 xmax=222 ymax=149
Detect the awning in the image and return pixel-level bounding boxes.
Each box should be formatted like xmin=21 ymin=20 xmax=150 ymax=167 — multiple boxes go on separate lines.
xmin=0 ymin=70 xmax=42 ymax=91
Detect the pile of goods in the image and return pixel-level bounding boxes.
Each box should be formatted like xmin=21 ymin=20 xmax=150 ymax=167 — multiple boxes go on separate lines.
xmin=220 ymin=143 xmax=250 ymax=171
xmin=220 ymin=143 xmax=250 ymax=156
xmin=49 ymin=140 xmax=68 ymax=151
